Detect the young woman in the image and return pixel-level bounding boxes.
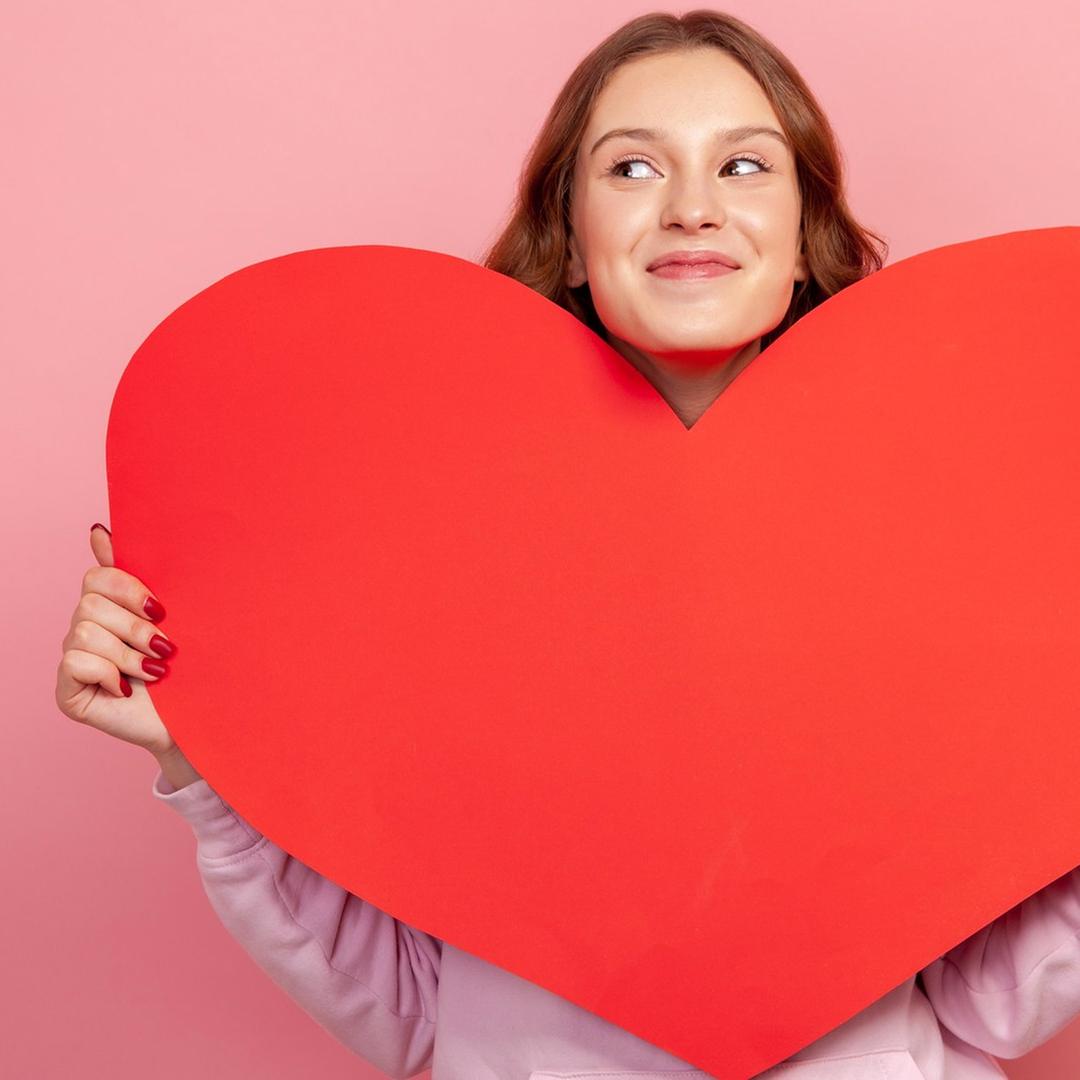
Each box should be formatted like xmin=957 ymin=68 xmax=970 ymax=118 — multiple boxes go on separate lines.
xmin=55 ymin=10 xmax=1080 ymax=1079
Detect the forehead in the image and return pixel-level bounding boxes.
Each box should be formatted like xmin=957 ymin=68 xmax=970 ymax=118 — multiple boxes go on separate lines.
xmin=585 ymin=48 xmax=780 ymax=136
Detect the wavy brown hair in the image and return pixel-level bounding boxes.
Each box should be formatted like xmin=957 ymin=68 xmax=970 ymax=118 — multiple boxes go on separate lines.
xmin=478 ymin=8 xmax=888 ymax=352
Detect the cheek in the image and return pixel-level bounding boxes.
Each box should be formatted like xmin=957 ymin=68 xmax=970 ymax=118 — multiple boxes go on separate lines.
xmin=586 ymin=198 xmax=646 ymax=259
xmin=738 ymin=193 xmax=802 ymax=253
xmin=580 ymin=222 xmax=645 ymax=316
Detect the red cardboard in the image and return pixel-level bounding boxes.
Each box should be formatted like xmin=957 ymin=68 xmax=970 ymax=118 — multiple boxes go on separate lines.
xmin=106 ymin=227 xmax=1080 ymax=1078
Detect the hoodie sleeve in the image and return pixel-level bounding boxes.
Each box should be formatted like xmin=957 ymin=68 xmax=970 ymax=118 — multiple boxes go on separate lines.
xmin=918 ymin=863 xmax=1080 ymax=1059
xmin=152 ymin=768 xmax=440 ymax=1080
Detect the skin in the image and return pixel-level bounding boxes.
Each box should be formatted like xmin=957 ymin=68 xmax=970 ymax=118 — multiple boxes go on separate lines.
xmin=55 ymin=525 xmax=203 ymax=790
xmin=567 ymin=47 xmax=809 ymax=429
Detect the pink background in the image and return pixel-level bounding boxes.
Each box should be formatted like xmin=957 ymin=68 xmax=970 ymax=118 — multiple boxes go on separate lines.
xmin=5 ymin=1 xmax=1078 ymax=1077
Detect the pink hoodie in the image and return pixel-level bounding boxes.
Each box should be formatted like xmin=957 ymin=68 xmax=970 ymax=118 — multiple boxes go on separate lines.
xmin=153 ymin=768 xmax=1080 ymax=1080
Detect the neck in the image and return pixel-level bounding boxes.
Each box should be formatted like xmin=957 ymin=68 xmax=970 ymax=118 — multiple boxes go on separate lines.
xmin=605 ymin=335 xmax=763 ymax=429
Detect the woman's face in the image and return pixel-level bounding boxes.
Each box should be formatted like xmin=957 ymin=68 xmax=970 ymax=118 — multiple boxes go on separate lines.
xmin=568 ymin=47 xmax=808 ymax=375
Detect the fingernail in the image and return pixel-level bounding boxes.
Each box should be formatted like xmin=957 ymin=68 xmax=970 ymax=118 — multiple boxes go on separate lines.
xmin=149 ymin=634 xmax=177 ymax=658
xmin=144 ymin=595 xmax=166 ymax=621
xmin=142 ymin=658 xmax=168 ymax=678
xmin=119 ymin=676 xmax=132 ymax=697
xmin=90 ymin=522 xmax=112 ymax=537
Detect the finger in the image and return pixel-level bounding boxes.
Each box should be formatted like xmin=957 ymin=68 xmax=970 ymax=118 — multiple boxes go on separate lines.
xmin=66 ymin=620 xmax=169 ymax=683
xmin=81 ymin=563 xmax=166 ymax=625
xmin=57 ymin=648 xmax=133 ymax=704
xmin=65 ymin=590 xmax=177 ymax=660
xmin=90 ymin=523 xmax=114 ymax=567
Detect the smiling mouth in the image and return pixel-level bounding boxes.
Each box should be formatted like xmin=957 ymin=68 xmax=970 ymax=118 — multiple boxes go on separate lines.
xmin=647 ymin=262 xmax=740 ymax=281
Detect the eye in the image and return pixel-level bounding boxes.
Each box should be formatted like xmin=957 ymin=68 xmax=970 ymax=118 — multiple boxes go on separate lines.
xmin=722 ymin=153 xmax=772 ymax=177
xmin=606 ymin=155 xmax=661 ymax=180
xmin=605 ymin=152 xmax=774 ymax=180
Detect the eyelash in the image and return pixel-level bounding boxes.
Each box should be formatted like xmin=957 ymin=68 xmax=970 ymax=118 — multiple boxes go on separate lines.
xmin=605 ymin=152 xmax=774 ymax=179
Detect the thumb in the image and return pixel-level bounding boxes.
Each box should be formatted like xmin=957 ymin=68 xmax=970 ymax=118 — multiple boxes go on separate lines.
xmin=89 ymin=522 xmax=114 ymax=568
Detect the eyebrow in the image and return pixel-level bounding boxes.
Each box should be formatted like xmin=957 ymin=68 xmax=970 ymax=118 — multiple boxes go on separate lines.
xmin=589 ymin=124 xmax=790 ymax=157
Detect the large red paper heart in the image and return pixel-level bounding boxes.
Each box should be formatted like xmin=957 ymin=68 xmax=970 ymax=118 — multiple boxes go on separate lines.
xmin=108 ymin=228 xmax=1080 ymax=1078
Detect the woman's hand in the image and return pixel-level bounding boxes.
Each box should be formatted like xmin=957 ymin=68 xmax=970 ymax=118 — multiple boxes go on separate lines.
xmin=55 ymin=524 xmax=180 ymax=760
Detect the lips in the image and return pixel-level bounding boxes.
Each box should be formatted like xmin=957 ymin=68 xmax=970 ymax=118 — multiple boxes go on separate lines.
xmin=646 ymin=249 xmax=740 ymax=271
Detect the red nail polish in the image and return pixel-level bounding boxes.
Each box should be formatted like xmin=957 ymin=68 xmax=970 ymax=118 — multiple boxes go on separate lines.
xmin=90 ymin=522 xmax=112 ymax=537
xmin=142 ymin=657 xmax=168 ymax=678
xmin=119 ymin=676 xmax=133 ymax=697
xmin=149 ymin=634 xmax=176 ymax=658
xmin=144 ymin=595 xmax=166 ymax=621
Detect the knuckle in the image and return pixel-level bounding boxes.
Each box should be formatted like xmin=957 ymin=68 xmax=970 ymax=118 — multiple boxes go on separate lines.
xmin=83 ymin=564 xmax=117 ymax=595
xmin=80 ymin=591 xmax=106 ymax=621
xmin=81 ymin=565 xmax=101 ymax=594
xmin=70 ymin=620 xmax=97 ymax=648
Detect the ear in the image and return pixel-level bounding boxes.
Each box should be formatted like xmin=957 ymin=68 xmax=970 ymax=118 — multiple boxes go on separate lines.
xmin=793 ymin=228 xmax=809 ymax=284
xmin=566 ymin=230 xmax=587 ymax=289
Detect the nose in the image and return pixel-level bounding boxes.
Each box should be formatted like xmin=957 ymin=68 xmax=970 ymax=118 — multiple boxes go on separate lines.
xmin=659 ymin=172 xmax=729 ymax=231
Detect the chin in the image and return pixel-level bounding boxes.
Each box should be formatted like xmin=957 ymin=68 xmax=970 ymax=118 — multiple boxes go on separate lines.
xmin=602 ymin=315 xmax=758 ymax=358
xmin=641 ymin=330 xmax=753 ymax=357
